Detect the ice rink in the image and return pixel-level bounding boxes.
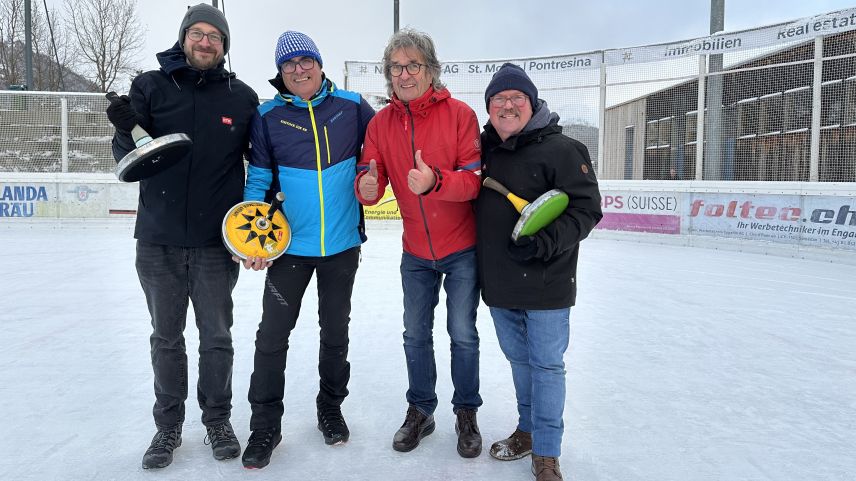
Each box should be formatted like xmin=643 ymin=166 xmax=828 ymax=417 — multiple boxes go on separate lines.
xmin=1 ymin=220 xmax=854 ymax=481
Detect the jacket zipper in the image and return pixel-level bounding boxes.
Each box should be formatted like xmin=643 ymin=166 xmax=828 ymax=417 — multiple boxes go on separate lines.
xmin=308 ymin=101 xmax=326 ymax=256
xmin=405 ymin=104 xmax=437 ymax=261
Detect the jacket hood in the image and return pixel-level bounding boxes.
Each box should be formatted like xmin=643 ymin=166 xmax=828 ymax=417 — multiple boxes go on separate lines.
xmin=157 ymin=42 xmax=230 ymax=78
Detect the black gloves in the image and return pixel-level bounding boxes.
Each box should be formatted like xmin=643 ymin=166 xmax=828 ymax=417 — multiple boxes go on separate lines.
xmin=106 ymin=94 xmax=141 ymax=132
xmin=507 ymin=235 xmax=540 ymax=262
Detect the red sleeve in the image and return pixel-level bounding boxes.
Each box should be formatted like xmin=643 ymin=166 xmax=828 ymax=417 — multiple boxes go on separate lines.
xmin=421 ymin=102 xmax=481 ymax=202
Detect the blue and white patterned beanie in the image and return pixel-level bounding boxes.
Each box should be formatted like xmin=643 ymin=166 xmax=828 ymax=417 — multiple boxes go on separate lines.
xmin=274 ymin=31 xmax=323 ymax=69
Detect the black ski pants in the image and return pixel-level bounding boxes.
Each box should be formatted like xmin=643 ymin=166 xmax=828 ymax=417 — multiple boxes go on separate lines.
xmin=248 ymin=246 xmax=360 ymax=430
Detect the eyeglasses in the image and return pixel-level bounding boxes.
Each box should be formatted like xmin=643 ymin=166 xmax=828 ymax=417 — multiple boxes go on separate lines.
xmin=388 ymin=63 xmax=424 ymax=77
xmin=490 ymin=95 xmax=528 ymax=108
xmin=281 ymin=57 xmax=316 ymax=73
xmin=185 ymin=29 xmax=224 ymax=45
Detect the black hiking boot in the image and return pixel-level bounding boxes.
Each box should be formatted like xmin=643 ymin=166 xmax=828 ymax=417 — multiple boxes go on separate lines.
xmin=142 ymin=425 xmax=182 ymax=469
xmin=455 ymin=408 xmax=482 ymax=458
xmin=241 ymin=428 xmax=282 ymax=469
xmin=392 ymin=405 xmax=435 ymax=452
xmin=204 ymin=421 xmax=241 ymax=460
xmin=318 ymin=404 xmax=350 ymax=445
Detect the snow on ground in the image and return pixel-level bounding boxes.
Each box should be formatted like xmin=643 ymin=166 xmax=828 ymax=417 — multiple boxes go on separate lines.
xmin=0 ymin=220 xmax=854 ymax=481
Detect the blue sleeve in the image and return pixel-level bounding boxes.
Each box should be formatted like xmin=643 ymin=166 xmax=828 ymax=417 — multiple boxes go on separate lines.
xmin=244 ymin=111 xmax=273 ymax=202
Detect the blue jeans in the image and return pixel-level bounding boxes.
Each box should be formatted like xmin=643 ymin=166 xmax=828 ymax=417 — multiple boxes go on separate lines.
xmin=489 ymin=307 xmax=570 ymax=458
xmin=136 ymin=240 xmax=239 ymax=429
xmin=400 ymin=248 xmax=481 ymax=415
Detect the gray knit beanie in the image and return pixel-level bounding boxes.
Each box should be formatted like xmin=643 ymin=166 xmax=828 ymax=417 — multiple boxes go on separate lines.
xmin=484 ymin=63 xmax=538 ymax=112
xmin=178 ymin=4 xmax=230 ymax=54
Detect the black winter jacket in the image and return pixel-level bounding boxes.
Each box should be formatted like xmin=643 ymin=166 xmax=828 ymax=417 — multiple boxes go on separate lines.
xmin=112 ymin=44 xmax=259 ymax=247
xmin=476 ymin=117 xmax=602 ymax=309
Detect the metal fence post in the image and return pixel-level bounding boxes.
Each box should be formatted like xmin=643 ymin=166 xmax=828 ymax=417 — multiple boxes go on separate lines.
xmin=597 ymin=57 xmax=606 ymax=178
xmin=809 ymin=36 xmax=823 ymax=182
xmin=61 ymin=97 xmax=69 ymax=173
xmin=695 ymin=55 xmax=707 ymax=181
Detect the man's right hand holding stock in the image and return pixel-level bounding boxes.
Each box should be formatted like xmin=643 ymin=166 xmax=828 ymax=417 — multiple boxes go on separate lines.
xmin=106 ymin=94 xmax=142 ymax=133
xmin=359 ymin=158 xmax=380 ymax=201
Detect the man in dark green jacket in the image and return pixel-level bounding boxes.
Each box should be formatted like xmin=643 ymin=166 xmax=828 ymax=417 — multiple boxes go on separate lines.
xmin=475 ymin=63 xmax=602 ymax=481
xmin=106 ymin=3 xmax=258 ymax=470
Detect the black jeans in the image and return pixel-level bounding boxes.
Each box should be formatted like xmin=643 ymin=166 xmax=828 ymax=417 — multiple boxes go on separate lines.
xmin=248 ymin=246 xmax=360 ymax=430
xmin=135 ymin=240 xmax=239 ymax=429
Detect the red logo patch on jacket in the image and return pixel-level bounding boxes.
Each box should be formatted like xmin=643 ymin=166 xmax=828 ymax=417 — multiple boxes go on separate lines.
xmin=221 ymin=116 xmax=233 ymax=126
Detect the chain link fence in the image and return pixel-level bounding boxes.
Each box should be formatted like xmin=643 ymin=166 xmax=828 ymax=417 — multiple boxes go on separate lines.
xmin=2 ymin=7 xmax=856 ymax=183
xmin=0 ymin=92 xmax=113 ymax=173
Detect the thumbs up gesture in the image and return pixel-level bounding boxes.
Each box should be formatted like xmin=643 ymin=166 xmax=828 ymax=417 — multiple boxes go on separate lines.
xmin=359 ymin=159 xmax=380 ymax=201
xmin=407 ymin=150 xmax=436 ymax=195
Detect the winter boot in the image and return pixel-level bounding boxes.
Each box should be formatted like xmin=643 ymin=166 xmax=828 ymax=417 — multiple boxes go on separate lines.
xmin=489 ymin=428 xmax=532 ymax=460
xmin=204 ymin=421 xmax=241 ymax=460
xmin=241 ymin=428 xmax=282 ymax=469
xmin=317 ymin=403 xmax=350 ymax=445
xmin=142 ymin=425 xmax=182 ymax=469
xmin=392 ymin=405 xmax=435 ymax=452
xmin=532 ymin=455 xmax=563 ymax=481
xmin=454 ymin=409 xmax=482 ymax=458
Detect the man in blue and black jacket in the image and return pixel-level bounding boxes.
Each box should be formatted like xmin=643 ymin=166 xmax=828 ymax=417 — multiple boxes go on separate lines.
xmin=106 ymin=3 xmax=258 ymax=471
xmin=238 ymin=30 xmax=376 ymax=470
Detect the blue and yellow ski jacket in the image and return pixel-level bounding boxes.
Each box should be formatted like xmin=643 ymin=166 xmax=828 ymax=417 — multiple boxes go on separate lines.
xmin=245 ymin=77 xmax=375 ymax=257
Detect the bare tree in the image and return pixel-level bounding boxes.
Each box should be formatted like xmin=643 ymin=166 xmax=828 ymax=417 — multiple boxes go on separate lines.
xmin=31 ymin=1 xmax=77 ymax=91
xmin=0 ymin=0 xmax=25 ymax=86
xmin=64 ymin=0 xmax=144 ymax=92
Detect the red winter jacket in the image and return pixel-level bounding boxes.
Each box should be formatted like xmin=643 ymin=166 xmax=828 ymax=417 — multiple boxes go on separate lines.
xmin=356 ymin=87 xmax=481 ymax=260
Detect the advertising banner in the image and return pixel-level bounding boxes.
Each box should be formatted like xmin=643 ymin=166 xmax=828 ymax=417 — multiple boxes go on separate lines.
xmin=0 ymin=183 xmax=57 ymax=218
xmin=686 ymin=193 xmax=856 ymax=250
xmin=604 ymin=7 xmax=856 ymax=65
xmin=598 ymin=191 xmax=681 ymax=234
xmin=363 ymin=187 xmax=401 ymax=220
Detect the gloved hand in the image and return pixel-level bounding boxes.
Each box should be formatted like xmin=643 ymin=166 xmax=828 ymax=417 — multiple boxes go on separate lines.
xmin=106 ymin=94 xmax=141 ymax=132
xmin=507 ymin=235 xmax=540 ymax=262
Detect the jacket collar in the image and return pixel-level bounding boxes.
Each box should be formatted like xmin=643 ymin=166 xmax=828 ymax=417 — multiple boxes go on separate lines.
xmin=268 ymin=73 xmax=333 ymax=108
xmin=156 ymin=42 xmax=232 ymax=82
xmin=390 ymin=87 xmax=449 ymax=117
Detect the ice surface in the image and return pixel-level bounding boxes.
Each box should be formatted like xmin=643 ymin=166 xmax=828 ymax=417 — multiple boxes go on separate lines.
xmin=0 ymin=220 xmax=853 ymax=481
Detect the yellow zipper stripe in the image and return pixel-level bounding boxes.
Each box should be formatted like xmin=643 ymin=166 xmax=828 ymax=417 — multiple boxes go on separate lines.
xmin=307 ymin=102 xmax=326 ymax=256
xmin=324 ymin=125 xmax=331 ymax=165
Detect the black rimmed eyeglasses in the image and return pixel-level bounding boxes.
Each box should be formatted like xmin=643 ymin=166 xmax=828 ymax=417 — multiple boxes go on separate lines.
xmin=388 ymin=63 xmax=424 ymax=77
xmin=281 ymin=57 xmax=317 ymax=73
xmin=186 ymin=29 xmax=224 ymax=45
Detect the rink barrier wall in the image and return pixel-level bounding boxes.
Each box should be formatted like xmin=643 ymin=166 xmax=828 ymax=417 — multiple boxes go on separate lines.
xmin=1 ymin=173 xmax=855 ymax=263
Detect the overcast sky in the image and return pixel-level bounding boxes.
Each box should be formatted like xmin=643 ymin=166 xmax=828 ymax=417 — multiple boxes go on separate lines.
xmin=48 ymin=0 xmax=856 ymax=94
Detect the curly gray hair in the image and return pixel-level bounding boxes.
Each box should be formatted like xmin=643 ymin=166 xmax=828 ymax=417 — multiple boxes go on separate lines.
xmin=382 ymin=28 xmax=446 ymax=98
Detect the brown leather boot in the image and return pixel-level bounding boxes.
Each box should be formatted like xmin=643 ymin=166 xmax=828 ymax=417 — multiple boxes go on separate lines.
xmin=392 ymin=406 xmax=435 ymax=452
xmin=531 ymin=455 xmax=563 ymax=481
xmin=489 ymin=428 xmax=532 ymax=460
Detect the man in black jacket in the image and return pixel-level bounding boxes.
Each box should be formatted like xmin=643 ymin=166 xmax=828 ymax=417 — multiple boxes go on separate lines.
xmin=106 ymin=3 xmax=258 ymax=470
xmin=475 ymin=63 xmax=602 ymax=481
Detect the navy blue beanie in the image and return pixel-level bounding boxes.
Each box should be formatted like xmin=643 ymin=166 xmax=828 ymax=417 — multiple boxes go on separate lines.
xmin=484 ymin=63 xmax=538 ymax=111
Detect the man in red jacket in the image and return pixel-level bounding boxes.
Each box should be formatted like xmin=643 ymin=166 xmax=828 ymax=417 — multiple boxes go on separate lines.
xmin=355 ymin=28 xmax=483 ymax=458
